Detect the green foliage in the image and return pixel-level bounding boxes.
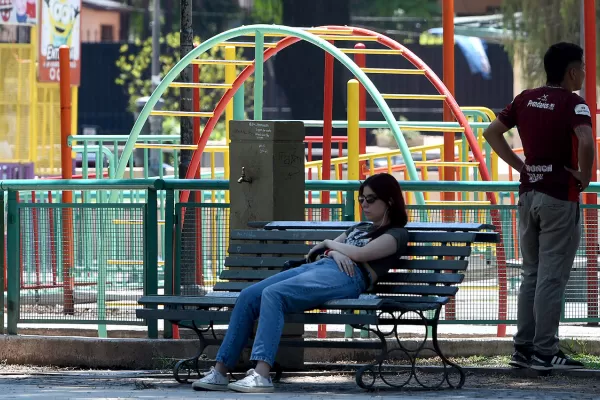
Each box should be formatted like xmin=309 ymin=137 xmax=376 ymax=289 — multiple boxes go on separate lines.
xmin=249 ymin=0 xmax=439 ymax=24
xmin=350 ymin=0 xmax=439 ymax=18
xmin=502 ymin=0 xmax=581 ymax=87
xmin=251 ymin=0 xmax=283 ymax=24
xmin=115 ymin=31 xmax=253 ymax=141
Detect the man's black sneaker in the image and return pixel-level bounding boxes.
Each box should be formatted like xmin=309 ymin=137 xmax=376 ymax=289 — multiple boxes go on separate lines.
xmin=530 ymin=350 xmax=585 ymax=370
xmin=509 ymin=351 xmax=532 ymax=368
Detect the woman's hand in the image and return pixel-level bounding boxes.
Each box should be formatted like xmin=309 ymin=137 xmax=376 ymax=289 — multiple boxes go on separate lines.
xmin=330 ymin=251 xmax=356 ymax=277
xmin=307 ymin=241 xmax=327 ymax=259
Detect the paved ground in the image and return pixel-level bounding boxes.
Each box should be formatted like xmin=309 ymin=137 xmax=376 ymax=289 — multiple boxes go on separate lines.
xmin=1 ymin=370 xmax=599 ymax=400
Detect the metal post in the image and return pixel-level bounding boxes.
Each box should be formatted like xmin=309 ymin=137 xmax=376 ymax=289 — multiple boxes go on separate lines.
xmin=163 ymin=189 xmax=175 ymax=338
xmin=145 ymin=189 xmax=159 ymax=339
xmin=583 ymin=0 xmax=598 ymax=324
xmin=321 ymin=47 xmax=334 ymax=223
xmin=97 ymin=209 xmax=107 ymax=338
xmin=347 ymin=80 xmax=360 ymax=220
xmin=354 ymin=43 xmax=367 ymax=179
xmin=179 ymin=0 xmax=193 ymax=179
xmin=149 ymin=0 xmax=162 ymax=177
xmin=233 ymin=83 xmax=245 ymax=120
xmin=253 ymin=31 xmax=264 ymax=120
xmin=6 ymin=190 xmax=19 ymax=335
xmin=59 ymin=46 xmax=75 ymax=315
xmin=442 ymin=0 xmax=458 ymax=331
xmin=442 ymin=0 xmax=456 ymax=190
xmin=0 ymin=190 xmax=4 ymax=334
xmin=224 ymin=46 xmax=236 ymax=202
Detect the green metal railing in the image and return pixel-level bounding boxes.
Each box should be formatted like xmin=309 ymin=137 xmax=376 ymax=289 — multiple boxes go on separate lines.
xmin=2 ymin=179 xmax=599 ymax=338
xmin=1 ymin=180 xmax=160 ymax=338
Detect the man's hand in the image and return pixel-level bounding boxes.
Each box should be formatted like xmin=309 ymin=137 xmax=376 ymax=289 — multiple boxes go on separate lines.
xmin=565 ymin=166 xmax=591 ymax=191
xmin=570 ymin=124 xmax=595 ymax=192
xmin=483 ymin=119 xmax=525 ymax=173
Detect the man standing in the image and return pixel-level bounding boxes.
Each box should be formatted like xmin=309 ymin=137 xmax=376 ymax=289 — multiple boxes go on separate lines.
xmin=483 ymin=42 xmax=595 ymax=371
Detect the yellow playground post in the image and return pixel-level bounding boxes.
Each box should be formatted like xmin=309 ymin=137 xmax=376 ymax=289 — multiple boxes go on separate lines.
xmin=0 ymin=26 xmax=78 ymax=177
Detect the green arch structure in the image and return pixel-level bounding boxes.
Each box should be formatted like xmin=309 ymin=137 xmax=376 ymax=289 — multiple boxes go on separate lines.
xmin=111 ymin=24 xmax=426 ymax=204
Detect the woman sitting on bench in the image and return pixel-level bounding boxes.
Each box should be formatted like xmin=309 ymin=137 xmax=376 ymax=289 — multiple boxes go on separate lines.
xmin=193 ymin=172 xmax=410 ymax=393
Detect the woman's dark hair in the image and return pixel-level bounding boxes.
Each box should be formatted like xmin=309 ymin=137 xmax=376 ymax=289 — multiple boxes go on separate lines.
xmin=544 ymin=42 xmax=583 ymax=85
xmin=359 ymin=173 xmax=408 ymax=231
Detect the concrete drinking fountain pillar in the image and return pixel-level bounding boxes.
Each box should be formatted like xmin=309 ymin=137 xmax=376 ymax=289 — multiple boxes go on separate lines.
xmin=229 ymin=120 xmax=306 ymax=370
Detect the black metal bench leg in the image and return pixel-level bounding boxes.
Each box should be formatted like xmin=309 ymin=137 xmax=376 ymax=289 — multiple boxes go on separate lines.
xmin=353 ymin=322 xmax=388 ymax=391
xmin=357 ymin=309 xmax=466 ymax=391
xmin=431 ymin=322 xmax=465 ymax=389
xmin=173 ymin=320 xmax=209 ymax=384
xmin=272 ymin=362 xmax=284 ymax=383
xmin=373 ymin=311 xmax=421 ymax=389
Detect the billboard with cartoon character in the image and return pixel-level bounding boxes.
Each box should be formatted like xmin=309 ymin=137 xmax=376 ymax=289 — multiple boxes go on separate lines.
xmin=38 ymin=0 xmax=81 ymax=84
xmin=0 ymin=0 xmax=37 ymax=25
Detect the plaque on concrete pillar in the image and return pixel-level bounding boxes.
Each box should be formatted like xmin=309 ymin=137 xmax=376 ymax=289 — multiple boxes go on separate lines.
xmin=229 ymin=121 xmax=306 ymax=232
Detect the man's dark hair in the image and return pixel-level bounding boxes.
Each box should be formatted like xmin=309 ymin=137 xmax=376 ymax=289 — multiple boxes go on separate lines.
xmin=544 ymin=42 xmax=584 ymax=85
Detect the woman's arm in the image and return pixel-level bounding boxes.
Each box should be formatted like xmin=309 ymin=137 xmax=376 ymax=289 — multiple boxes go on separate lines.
xmin=333 ymin=232 xmax=347 ymax=243
xmin=325 ymin=234 xmax=397 ymax=263
xmin=307 ymin=232 xmax=347 ymax=258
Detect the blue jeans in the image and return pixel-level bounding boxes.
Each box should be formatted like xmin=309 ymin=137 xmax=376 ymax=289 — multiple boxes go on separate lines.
xmin=215 ymin=257 xmax=367 ymax=368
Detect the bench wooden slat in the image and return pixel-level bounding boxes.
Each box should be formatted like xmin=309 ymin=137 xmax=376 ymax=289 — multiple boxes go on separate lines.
xmin=214 ymin=282 xmax=254 ymax=291
xmin=138 ymin=295 xmax=237 ymax=307
xmin=225 ymin=256 xmax=289 ymax=268
xmin=228 ymin=244 xmax=312 ymax=255
xmin=220 ymin=270 xmax=465 ymax=284
xmin=215 ymin=281 xmax=460 ymax=297
xmin=321 ymin=298 xmax=383 ymax=309
xmin=396 ymin=259 xmax=468 ymax=271
xmin=378 ymin=272 xmax=464 ymax=285
xmin=378 ymin=296 xmax=449 ymax=305
xmin=227 ymin=243 xmax=472 ymax=257
xmin=220 ymin=270 xmax=280 ymax=280
xmin=473 ymin=231 xmax=501 ymax=243
xmin=231 ymin=230 xmax=341 ymax=242
xmin=137 ymin=309 xmax=379 ymax=325
xmin=405 ymin=246 xmax=471 ymax=257
xmin=263 ymin=221 xmax=495 ymax=232
xmin=224 ymin=257 xmax=468 ymax=270
xmin=409 ymin=231 xmax=476 ymax=243
xmin=139 ymin=294 xmax=384 ymax=310
xmin=373 ymin=285 xmax=458 ymax=296
xmin=231 ymin=229 xmax=480 ymax=244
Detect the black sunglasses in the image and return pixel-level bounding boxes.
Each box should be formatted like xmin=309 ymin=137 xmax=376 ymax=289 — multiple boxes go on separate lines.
xmin=358 ymin=195 xmax=378 ymax=205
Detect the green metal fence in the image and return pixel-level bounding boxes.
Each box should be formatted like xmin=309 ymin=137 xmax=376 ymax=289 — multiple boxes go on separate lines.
xmin=2 ymin=180 xmax=159 ymax=336
xmin=2 ymin=179 xmax=599 ymax=338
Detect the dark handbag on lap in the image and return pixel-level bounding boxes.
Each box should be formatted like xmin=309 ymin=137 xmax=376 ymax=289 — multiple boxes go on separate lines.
xmin=281 ymin=248 xmax=327 ymax=272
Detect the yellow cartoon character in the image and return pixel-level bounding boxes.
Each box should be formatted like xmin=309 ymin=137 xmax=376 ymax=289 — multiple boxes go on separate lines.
xmin=44 ymin=0 xmax=79 ymax=47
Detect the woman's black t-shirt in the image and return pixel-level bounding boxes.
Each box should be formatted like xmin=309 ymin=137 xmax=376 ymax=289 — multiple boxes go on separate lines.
xmin=344 ymin=222 xmax=409 ymax=279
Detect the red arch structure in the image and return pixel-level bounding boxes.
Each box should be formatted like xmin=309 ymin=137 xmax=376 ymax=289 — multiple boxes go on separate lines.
xmin=183 ymin=26 xmax=495 ymax=200
xmin=179 ymin=26 xmax=509 ymax=335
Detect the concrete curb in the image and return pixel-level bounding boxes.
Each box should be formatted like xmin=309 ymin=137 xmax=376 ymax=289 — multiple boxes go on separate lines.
xmin=0 ymin=335 xmax=598 ymax=370
xmin=2 ymin=366 xmax=599 ymax=379
xmin=304 ymin=363 xmax=600 ymax=379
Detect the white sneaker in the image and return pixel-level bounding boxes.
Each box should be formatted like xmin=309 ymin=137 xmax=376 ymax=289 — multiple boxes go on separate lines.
xmin=191 ymin=367 xmax=230 ymax=391
xmin=227 ymin=368 xmax=274 ymax=393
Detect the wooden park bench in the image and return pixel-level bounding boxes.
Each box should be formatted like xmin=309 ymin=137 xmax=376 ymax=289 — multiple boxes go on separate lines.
xmin=137 ymin=221 xmax=499 ymax=390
